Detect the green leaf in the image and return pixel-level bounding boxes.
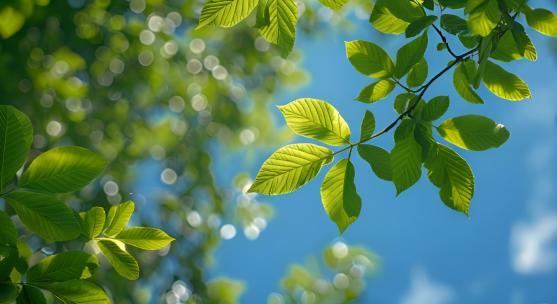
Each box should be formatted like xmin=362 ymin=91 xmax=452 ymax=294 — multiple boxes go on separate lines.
xmin=391 ymin=122 xmax=422 ymax=194
xmin=490 ymin=30 xmax=537 ymax=62
xmin=0 ymin=105 xmax=33 ymax=191
xmin=16 ymin=285 xmax=46 ymax=304
xmin=80 ymin=207 xmax=105 ymax=239
xmin=439 ymin=0 xmax=466 ymax=9
xmin=394 ymin=31 xmax=428 ymax=78
xmin=359 ymin=110 xmax=375 ymax=141
xmin=453 ymin=61 xmax=484 ymax=104
xmin=320 ymin=159 xmax=361 ymax=234
xmin=318 ymin=0 xmax=348 ymax=11
xmin=104 ymin=201 xmax=135 ymax=237
xmin=197 ymin=0 xmax=258 ymax=29
xmin=0 ymin=7 xmax=25 ymax=39
xmin=37 ymin=280 xmax=110 ymax=304
xmin=3 ymin=191 xmax=80 ymax=242
xmin=458 ymin=33 xmax=480 ymax=49
xmin=0 ymin=282 xmax=18 ymax=303
xmin=465 ymin=0 xmax=501 ymax=37
xmin=357 ymin=144 xmax=392 ymax=181
xmin=394 ymin=93 xmax=417 ymax=114
xmin=369 ymin=0 xmax=410 ymax=35
xmin=278 ymin=98 xmax=350 ymax=146
xmin=474 ymin=36 xmax=492 ymax=88
xmin=0 ymin=210 xmax=17 ymax=246
xmin=425 ymin=144 xmax=474 ymax=215
xmin=248 ymin=144 xmax=333 ymax=195
xmin=525 ymin=7 xmax=557 ymax=37
xmin=355 ymin=80 xmax=395 ymax=103
xmin=27 ymin=251 xmax=99 ymax=282
xmin=422 ymin=96 xmax=449 ymax=121
xmin=0 ymin=244 xmax=18 ymax=280
xmin=259 ymin=0 xmax=298 ymax=56
xmin=255 ymin=0 xmax=269 ymax=28
xmin=483 ymin=61 xmax=531 ymax=101
xmin=406 ymin=58 xmax=428 ymax=87
xmin=115 ymin=227 xmax=174 ymax=250
xmin=97 ymin=239 xmax=139 ymax=280
xmin=345 ymin=40 xmax=394 ymax=78
xmin=405 ymin=15 xmax=437 ymax=37
xmin=437 ymin=115 xmax=510 ymax=151
xmin=440 ymin=14 xmax=468 ymax=35
xmin=20 ymin=146 xmax=107 ymax=193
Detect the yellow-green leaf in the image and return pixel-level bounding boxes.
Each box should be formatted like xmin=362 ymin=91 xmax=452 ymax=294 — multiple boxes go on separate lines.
xmin=453 ymin=61 xmax=484 ymax=104
xmin=0 ymin=105 xmax=32 ymax=191
xmin=407 ymin=58 xmax=428 ymax=87
xmin=37 ymin=280 xmax=110 ymax=304
xmin=394 ymin=31 xmax=428 ymax=78
xmin=466 ymin=0 xmax=501 ymax=37
xmin=115 ymin=227 xmax=174 ymax=250
xmin=391 ymin=122 xmax=422 ymax=194
xmin=27 ymin=251 xmax=99 ymax=282
xmin=197 ymin=0 xmax=258 ymax=29
xmin=357 ymin=144 xmax=392 ymax=181
xmin=355 ymin=80 xmax=396 ymax=103
xmin=104 ymin=201 xmax=135 ymax=237
xmin=525 ymin=7 xmax=557 ymax=37
xmin=345 ymin=40 xmax=394 ymax=78
xmin=259 ymin=0 xmax=298 ymax=56
xmin=318 ymin=0 xmax=348 ymax=11
xmin=359 ymin=110 xmax=375 ymax=141
xmin=248 ymin=144 xmax=333 ymax=195
xmin=437 ymin=115 xmax=510 ymax=151
xmin=97 ymin=239 xmax=139 ymax=280
xmin=482 ymin=61 xmax=531 ymax=101
xmin=278 ymin=98 xmax=350 ymax=146
xmin=79 ymin=207 xmax=105 ymax=239
xmin=320 ymin=159 xmax=361 ymax=233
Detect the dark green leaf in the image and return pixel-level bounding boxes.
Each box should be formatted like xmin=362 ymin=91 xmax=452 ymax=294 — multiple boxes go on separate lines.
xmin=407 ymin=58 xmax=428 ymax=88
xmin=16 ymin=285 xmax=46 ymax=304
xmin=27 ymin=251 xmax=99 ymax=282
xmin=0 ymin=105 xmax=32 ymax=191
xmin=359 ymin=110 xmax=375 ymax=141
xmin=391 ymin=122 xmax=422 ymax=194
xmin=36 ymin=280 xmax=110 ymax=304
xmin=394 ymin=31 xmax=428 ymax=78
xmin=405 ymin=15 xmax=437 ymax=38
xmin=422 ymin=96 xmax=450 ymax=121
xmin=357 ymin=144 xmax=392 ymax=181
xmin=0 ymin=210 xmax=17 ymax=246
xmin=440 ymin=14 xmax=468 ymax=34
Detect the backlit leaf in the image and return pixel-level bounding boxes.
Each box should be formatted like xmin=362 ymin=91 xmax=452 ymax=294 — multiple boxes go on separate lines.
xmin=391 ymin=122 xmax=422 ymax=194
xmin=97 ymin=239 xmax=139 ymax=280
xmin=104 ymin=201 xmax=135 ymax=237
xmin=345 ymin=40 xmax=394 ymax=78
xmin=355 ymin=79 xmax=395 ymax=103
xmin=483 ymin=61 xmax=531 ymax=101
xmin=80 ymin=207 xmax=105 ymax=239
xmin=115 ymin=227 xmax=174 ymax=250
xmin=394 ymin=31 xmax=428 ymax=78
xmin=27 ymin=251 xmax=99 ymax=282
xmin=525 ymin=7 xmax=557 ymax=37
xmin=437 ymin=115 xmax=510 ymax=151
xmin=465 ymin=0 xmax=501 ymax=37
xmin=259 ymin=0 xmax=298 ymax=56
xmin=359 ymin=110 xmax=375 ymax=141
xmin=197 ymin=0 xmax=258 ymax=29
xmin=0 ymin=105 xmax=32 ymax=191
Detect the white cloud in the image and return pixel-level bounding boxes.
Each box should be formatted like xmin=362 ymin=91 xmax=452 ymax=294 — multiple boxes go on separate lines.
xmin=511 ymin=214 xmax=557 ymax=274
xmin=400 ymin=268 xmax=454 ymax=304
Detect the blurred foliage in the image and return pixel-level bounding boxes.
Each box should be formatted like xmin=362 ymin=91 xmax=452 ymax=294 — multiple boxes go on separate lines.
xmin=0 ymin=0 xmax=376 ymax=303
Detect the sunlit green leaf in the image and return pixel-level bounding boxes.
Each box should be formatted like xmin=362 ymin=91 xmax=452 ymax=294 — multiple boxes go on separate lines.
xmin=483 ymin=61 xmax=531 ymax=101
xmin=80 ymin=207 xmax=105 ymax=239
xmin=369 ymin=0 xmax=410 ymax=35
xmin=197 ymin=0 xmax=258 ymax=29
xmin=453 ymin=61 xmax=484 ymax=104
xmin=425 ymin=144 xmax=474 ymax=215
xmin=36 ymin=280 xmax=110 ymax=304
xmin=0 ymin=6 xmax=25 ymax=39
xmin=355 ymin=79 xmax=395 ymax=103
xmin=345 ymin=40 xmax=394 ymax=78
xmin=259 ymin=0 xmax=298 ymax=56
xmin=104 ymin=201 xmax=135 ymax=237
xmin=407 ymin=58 xmax=428 ymax=87
xmin=27 ymin=251 xmax=99 ymax=282
xmin=394 ymin=31 xmax=428 ymax=78
xmin=394 ymin=93 xmax=418 ymax=114
xmin=465 ymin=0 xmax=501 ymax=37
xmin=318 ymin=0 xmax=348 ymax=11
xmin=0 ymin=105 xmax=32 ymax=192
xmin=3 ymin=191 xmax=80 ymax=242
xmin=405 ymin=15 xmax=437 ymax=37
xmin=278 ymin=98 xmax=350 ymax=146
xmin=391 ymin=122 xmax=422 ymax=194
xmin=422 ymin=96 xmax=449 ymax=121
xmin=249 ymin=144 xmax=333 ymax=195
xmin=491 ymin=30 xmax=537 ymax=62
xmin=437 ymin=115 xmax=510 ymax=151
xmin=359 ymin=110 xmax=375 ymax=141
xmin=97 ymin=239 xmax=139 ymax=280
xmin=525 ymin=7 xmax=557 ymax=37
xmin=320 ymin=159 xmax=361 ymax=233
xmin=115 ymin=227 xmax=174 ymax=250
xmin=20 ymin=146 xmax=107 ymax=193
xmin=358 ymin=145 xmax=392 ymax=181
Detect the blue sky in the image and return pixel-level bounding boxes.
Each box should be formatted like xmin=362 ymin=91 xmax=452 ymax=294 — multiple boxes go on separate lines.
xmin=209 ymin=2 xmax=557 ymax=303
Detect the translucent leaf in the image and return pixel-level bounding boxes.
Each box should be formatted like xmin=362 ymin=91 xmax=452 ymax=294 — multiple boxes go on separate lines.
xmin=197 ymin=0 xmax=258 ymax=29
xmin=27 ymin=251 xmax=99 ymax=282
xmin=3 ymin=191 xmax=80 ymax=242
xmin=440 ymin=14 xmax=468 ymax=34
xmin=394 ymin=93 xmax=419 ymax=114
xmin=20 ymin=146 xmax=108 ymax=193
xmin=437 ymin=115 xmax=510 ymax=151
xmin=525 ymin=7 xmax=557 ymax=37
xmin=248 ymin=143 xmax=333 ymax=195
xmin=369 ymin=0 xmax=410 ymax=35
xmin=394 ymin=31 xmax=428 ymax=78
xmin=405 ymin=15 xmax=437 ymax=38
xmin=115 ymin=227 xmax=174 ymax=250
xmin=278 ymin=98 xmax=350 ymax=146
xmin=104 ymin=201 xmax=135 ymax=237
xmin=465 ymin=0 xmax=501 ymax=37
xmin=0 ymin=105 xmax=32 ymax=191
xmin=453 ymin=61 xmax=484 ymax=104
xmin=422 ymin=96 xmax=449 ymax=121
xmin=357 ymin=144 xmax=392 ymax=181
xmin=355 ymin=79 xmax=395 ymax=103
xmin=345 ymin=40 xmax=394 ymax=78
xmin=318 ymin=0 xmax=348 ymax=11
xmin=359 ymin=110 xmax=375 ymax=141
xmin=425 ymin=144 xmax=474 ymax=215
xmin=79 ymin=207 xmax=105 ymax=239
xmin=97 ymin=239 xmax=139 ymax=280
xmin=490 ymin=30 xmax=537 ymax=62
xmin=407 ymin=58 xmax=428 ymax=88
xmin=259 ymin=0 xmax=298 ymax=56
xmin=320 ymin=159 xmax=361 ymax=233
xmin=36 ymin=280 xmax=110 ymax=304
xmin=391 ymin=123 xmax=422 ymax=194
xmin=482 ymin=61 xmax=531 ymax=101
